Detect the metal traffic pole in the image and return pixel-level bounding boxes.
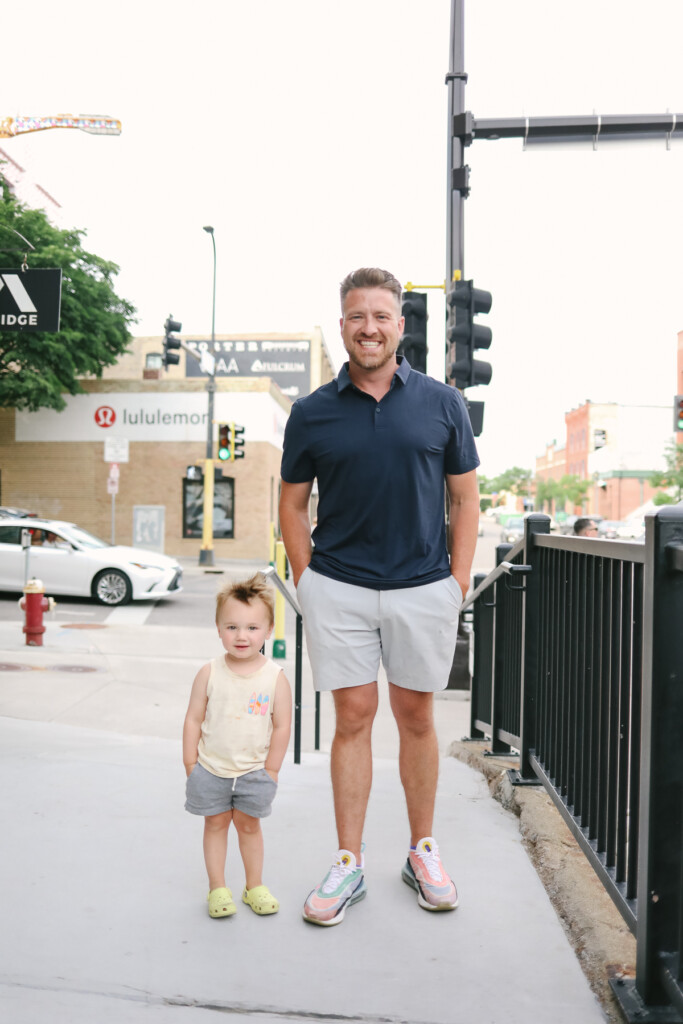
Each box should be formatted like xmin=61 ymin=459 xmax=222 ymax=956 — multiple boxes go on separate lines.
xmin=199 ymin=225 xmax=217 ymax=567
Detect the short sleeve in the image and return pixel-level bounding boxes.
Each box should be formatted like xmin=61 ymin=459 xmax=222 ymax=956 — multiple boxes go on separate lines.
xmin=280 ymin=401 xmax=315 ymax=483
xmin=444 ymin=388 xmax=480 ymax=476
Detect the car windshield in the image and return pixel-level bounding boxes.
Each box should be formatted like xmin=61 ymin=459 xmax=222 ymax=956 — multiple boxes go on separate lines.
xmin=61 ymin=525 xmax=111 ymax=550
xmin=507 ymin=517 xmax=524 ymax=528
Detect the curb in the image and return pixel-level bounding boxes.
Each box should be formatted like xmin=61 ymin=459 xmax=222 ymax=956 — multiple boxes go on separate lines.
xmin=448 ymin=739 xmax=636 ymax=1024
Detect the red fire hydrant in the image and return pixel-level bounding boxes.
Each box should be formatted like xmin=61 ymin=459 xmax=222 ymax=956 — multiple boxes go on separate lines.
xmin=20 ymin=579 xmax=56 ymax=647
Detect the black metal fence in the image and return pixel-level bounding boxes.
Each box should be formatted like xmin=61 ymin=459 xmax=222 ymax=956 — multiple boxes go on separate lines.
xmin=463 ymin=508 xmax=683 ymax=1023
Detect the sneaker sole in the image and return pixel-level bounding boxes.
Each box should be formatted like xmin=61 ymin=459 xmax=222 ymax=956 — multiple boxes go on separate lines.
xmin=401 ymin=860 xmax=459 ymax=912
xmin=302 ymin=878 xmax=367 ymax=927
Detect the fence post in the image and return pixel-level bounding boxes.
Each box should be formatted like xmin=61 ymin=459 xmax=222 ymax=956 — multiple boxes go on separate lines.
xmin=489 ymin=544 xmax=514 ymax=753
xmin=469 ymin=571 xmax=488 ymax=739
xmin=518 ymin=514 xmax=550 ymax=781
xmin=630 ymin=506 xmax=683 ymax=1012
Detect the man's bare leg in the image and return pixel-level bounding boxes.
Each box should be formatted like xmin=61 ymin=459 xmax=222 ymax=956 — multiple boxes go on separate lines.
xmin=388 ymin=683 xmax=439 ymax=844
xmin=330 ymin=683 xmax=378 ymax=859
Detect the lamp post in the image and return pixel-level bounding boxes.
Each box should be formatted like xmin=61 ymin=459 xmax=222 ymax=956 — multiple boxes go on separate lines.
xmin=198 ymin=225 xmax=217 ymax=567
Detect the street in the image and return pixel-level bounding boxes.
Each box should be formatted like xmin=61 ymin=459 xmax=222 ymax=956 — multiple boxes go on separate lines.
xmin=0 ymin=517 xmax=504 ymax=628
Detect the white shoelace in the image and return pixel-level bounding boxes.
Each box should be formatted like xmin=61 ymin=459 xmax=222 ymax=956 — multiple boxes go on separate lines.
xmin=415 ymin=842 xmax=443 ymax=880
xmin=321 ymin=854 xmax=356 ymax=893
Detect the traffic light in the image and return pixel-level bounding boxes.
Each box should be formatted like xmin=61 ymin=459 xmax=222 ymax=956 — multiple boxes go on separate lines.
xmin=163 ymin=315 xmax=182 ymax=368
xmin=231 ymin=423 xmax=245 ymax=460
xmin=398 ymin=292 xmax=428 ymax=373
xmin=675 ymin=395 xmax=683 ymax=432
xmin=447 ymin=280 xmax=492 ymax=389
xmin=217 ymin=423 xmax=231 ymax=461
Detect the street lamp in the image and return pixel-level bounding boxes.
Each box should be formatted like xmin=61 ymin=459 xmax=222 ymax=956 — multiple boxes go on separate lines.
xmin=198 ymin=226 xmax=217 ymax=567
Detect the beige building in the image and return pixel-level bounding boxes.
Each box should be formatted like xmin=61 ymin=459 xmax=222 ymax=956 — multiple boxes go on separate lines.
xmin=0 ymin=331 xmax=335 ymax=560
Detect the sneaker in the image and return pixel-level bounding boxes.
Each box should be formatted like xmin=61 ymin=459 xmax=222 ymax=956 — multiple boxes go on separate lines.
xmin=401 ymin=837 xmax=459 ymax=911
xmin=302 ymin=849 xmax=367 ymax=926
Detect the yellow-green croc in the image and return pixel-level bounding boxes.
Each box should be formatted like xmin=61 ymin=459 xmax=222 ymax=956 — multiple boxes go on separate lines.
xmin=208 ymin=887 xmax=237 ymax=918
xmin=242 ymin=885 xmax=279 ymax=915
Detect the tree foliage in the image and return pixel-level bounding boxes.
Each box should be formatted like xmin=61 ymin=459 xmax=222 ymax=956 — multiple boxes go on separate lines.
xmin=0 ymin=175 xmax=136 ymax=411
xmin=479 ymin=467 xmax=532 ymax=496
xmin=649 ymin=443 xmax=683 ymax=502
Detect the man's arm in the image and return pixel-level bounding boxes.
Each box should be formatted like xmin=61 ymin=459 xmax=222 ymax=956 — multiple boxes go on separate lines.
xmin=446 ymin=469 xmax=480 ymax=599
xmin=279 ymin=479 xmax=314 ymax=586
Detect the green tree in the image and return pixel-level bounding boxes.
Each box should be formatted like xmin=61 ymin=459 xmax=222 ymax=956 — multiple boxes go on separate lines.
xmin=535 ymin=477 xmax=561 ymax=514
xmin=650 ymin=443 xmax=683 ymax=502
xmin=0 ymin=176 xmax=136 ymax=412
xmin=557 ymin=474 xmax=591 ymax=510
xmin=493 ymin=466 xmax=533 ymax=496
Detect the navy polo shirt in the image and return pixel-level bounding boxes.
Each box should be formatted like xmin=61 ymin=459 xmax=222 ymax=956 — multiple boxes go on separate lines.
xmin=280 ymin=357 xmax=480 ymax=589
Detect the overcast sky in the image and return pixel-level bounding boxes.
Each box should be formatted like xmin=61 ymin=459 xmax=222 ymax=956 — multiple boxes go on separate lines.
xmin=2 ymin=0 xmax=682 ymax=476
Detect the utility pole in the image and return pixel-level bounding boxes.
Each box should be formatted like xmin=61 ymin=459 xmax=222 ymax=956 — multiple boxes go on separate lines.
xmin=445 ymin=0 xmax=466 ymax=291
xmin=199 ymin=225 xmax=217 ymax=568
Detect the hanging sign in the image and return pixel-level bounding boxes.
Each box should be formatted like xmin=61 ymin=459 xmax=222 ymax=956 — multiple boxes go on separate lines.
xmin=0 ymin=268 xmax=62 ymax=331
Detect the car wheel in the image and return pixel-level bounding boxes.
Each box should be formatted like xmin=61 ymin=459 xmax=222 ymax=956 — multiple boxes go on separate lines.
xmin=93 ymin=569 xmax=132 ymax=606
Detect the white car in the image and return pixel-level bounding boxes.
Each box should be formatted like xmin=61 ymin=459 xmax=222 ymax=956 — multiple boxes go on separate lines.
xmin=0 ymin=517 xmax=183 ymax=606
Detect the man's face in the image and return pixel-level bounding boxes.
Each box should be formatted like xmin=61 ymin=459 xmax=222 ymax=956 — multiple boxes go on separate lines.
xmin=340 ymin=287 xmax=404 ymax=372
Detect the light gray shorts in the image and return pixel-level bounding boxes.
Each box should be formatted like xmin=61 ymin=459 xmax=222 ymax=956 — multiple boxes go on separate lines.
xmin=296 ymin=568 xmax=463 ymax=693
xmin=185 ymin=763 xmax=277 ymax=818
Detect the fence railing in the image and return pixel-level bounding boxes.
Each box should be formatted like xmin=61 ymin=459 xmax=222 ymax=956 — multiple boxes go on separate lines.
xmin=463 ymin=508 xmax=683 ymax=1023
xmin=259 ymin=566 xmax=319 ymax=763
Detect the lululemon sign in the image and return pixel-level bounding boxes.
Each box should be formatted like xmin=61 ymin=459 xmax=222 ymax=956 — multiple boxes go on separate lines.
xmin=94 ymin=406 xmax=117 ymax=428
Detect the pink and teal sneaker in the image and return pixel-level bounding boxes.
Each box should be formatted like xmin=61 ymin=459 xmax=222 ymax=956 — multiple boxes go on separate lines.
xmin=401 ymin=837 xmax=459 ymax=911
xmin=303 ymin=849 xmax=366 ymax=926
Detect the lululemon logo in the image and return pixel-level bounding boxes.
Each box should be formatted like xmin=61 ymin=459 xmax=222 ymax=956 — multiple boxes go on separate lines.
xmin=94 ymin=406 xmax=116 ymax=428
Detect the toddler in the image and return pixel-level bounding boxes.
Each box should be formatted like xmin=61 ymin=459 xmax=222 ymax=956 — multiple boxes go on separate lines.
xmin=183 ymin=573 xmax=291 ymax=917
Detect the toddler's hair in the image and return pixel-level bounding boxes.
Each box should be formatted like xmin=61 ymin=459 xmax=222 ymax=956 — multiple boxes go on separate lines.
xmin=215 ymin=573 xmax=275 ymax=626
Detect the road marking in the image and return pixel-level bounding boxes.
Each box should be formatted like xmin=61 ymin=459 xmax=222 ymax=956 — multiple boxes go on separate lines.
xmin=104 ymin=602 xmax=157 ymax=626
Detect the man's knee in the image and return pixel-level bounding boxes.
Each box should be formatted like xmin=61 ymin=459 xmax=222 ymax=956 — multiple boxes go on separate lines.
xmin=390 ymin=685 xmax=434 ymax=736
xmin=333 ymin=683 xmax=378 ymax=738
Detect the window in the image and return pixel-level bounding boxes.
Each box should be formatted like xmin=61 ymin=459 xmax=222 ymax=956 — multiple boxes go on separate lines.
xmin=183 ymin=478 xmax=235 ymax=539
xmin=0 ymin=526 xmax=23 ymax=545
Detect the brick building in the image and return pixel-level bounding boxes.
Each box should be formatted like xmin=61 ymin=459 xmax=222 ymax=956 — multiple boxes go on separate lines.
xmin=535 ymin=399 xmax=672 ymax=519
xmin=0 ymin=331 xmax=335 ymax=560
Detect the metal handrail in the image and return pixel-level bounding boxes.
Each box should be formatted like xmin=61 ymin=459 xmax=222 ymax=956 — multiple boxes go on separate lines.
xmin=259 ymin=566 xmax=319 ymax=763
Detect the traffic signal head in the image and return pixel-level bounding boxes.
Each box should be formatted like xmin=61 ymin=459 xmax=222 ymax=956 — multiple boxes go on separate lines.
xmin=231 ymin=423 xmax=245 ymax=460
xmin=163 ymin=315 xmax=182 ymax=368
xmin=217 ymin=423 xmax=231 ymax=461
xmin=398 ymin=292 xmax=428 ymax=373
xmin=447 ymin=280 xmax=492 ymax=389
xmin=675 ymin=395 xmax=683 ymax=433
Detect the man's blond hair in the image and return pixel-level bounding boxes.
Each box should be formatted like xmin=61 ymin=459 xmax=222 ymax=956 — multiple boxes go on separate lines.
xmin=215 ymin=573 xmax=275 ymax=626
xmin=339 ymin=267 xmax=402 ymax=314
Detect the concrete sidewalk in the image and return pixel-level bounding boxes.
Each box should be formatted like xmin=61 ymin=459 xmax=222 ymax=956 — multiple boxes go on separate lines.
xmin=0 ymin=602 xmax=607 ymax=1024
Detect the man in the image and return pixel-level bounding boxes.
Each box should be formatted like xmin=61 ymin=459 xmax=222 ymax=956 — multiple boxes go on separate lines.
xmin=279 ymin=267 xmax=480 ymax=926
xmin=573 ymin=517 xmax=598 ymax=537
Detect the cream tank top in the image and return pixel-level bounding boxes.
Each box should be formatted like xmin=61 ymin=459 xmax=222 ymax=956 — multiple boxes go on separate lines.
xmin=198 ymin=656 xmax=281 ymax=778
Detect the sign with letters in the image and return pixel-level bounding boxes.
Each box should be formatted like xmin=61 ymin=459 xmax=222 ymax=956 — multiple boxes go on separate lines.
xmin=0 ymin=268 xmax=62 ymax=331
xmin=185 ymin=338 xmax=311 ymax=398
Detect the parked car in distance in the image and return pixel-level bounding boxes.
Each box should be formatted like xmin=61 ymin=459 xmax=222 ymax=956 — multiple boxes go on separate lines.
xmin=0 ymin=517 xmax=183 ymax=606
xmin=0 ymin=506 xmax=37 ymax=518
xmin=500 ymin=515 xmax=525 ymax=544
xmin=616 ymin=519 xmax=646 ymax=541
xmin=598 ymin=520 xmax=625 ymax=539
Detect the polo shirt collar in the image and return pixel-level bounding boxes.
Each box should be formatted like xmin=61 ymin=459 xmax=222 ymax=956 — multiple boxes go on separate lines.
xmin=337 ymin=355 xmax=412 ymax=392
